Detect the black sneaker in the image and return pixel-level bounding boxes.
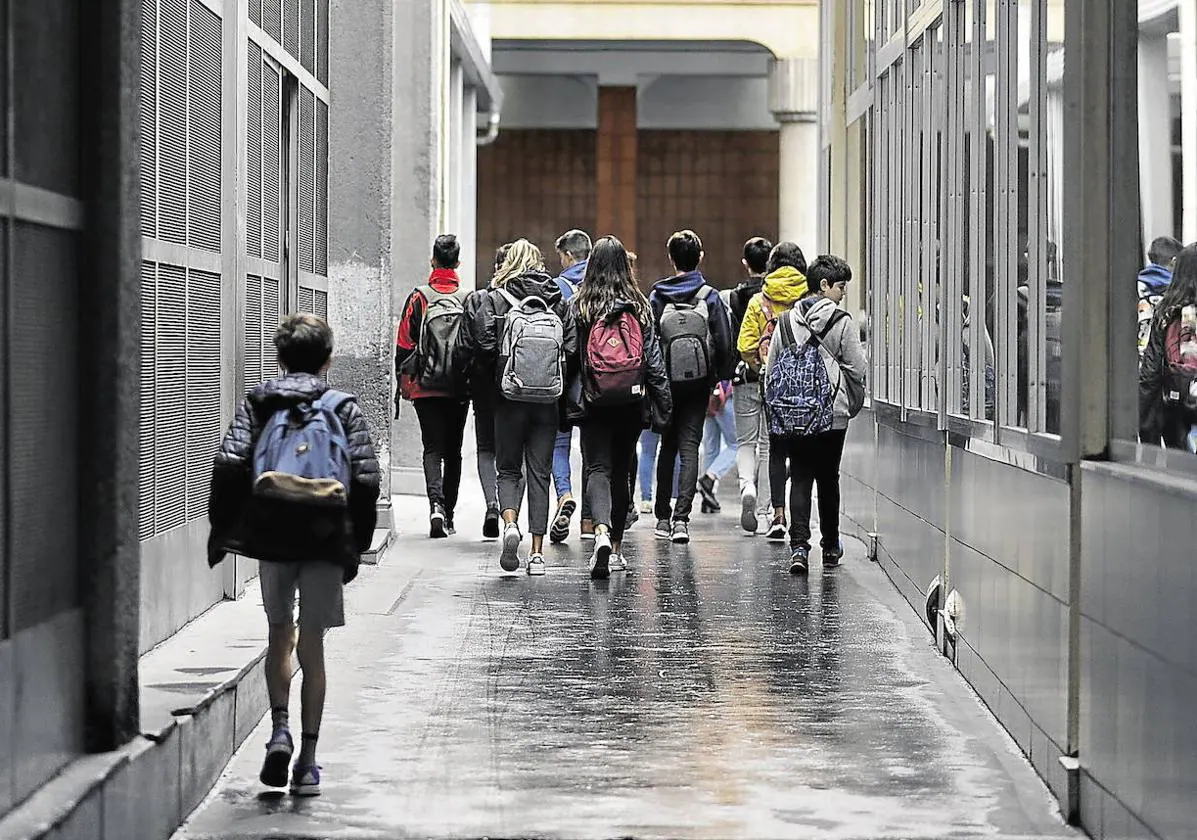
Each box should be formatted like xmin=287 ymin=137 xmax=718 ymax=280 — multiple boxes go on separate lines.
xmin=550 ymin=498 xmax=577 ymax=544
xmin=446 ymin=518 xmax=456 ymax=537
xmin=822 ymin=540 xmax=844 ymax=568
xmin=654 ymin=519 xmax=672 ymax=539
xmin=671 ymin=520 xmax=691 ymax=544
xmin=482 ymin=506 xmax=500 ymax=540
xmin=765 ymin=515 xmax=787 ymax=542
xmin=626 ymin=505 xmax=640 ymax=527
xmin=789 ymin=545 xmax=810 ymax=575
xmin=430 ymin=504 xmax=448 ymax=539
xmin=697 ymin=475 xmax=721 ymax=512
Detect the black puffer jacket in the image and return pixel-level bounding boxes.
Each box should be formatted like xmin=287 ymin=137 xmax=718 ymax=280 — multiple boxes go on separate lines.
xmin=208 ymin=373 xmax=381 ymax=582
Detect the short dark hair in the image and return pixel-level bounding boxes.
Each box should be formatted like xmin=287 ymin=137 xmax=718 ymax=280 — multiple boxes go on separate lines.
xmin=667 ymin=229 xmax=703 ymax=272
xmin=766 ymin=241 xmax=807 ymax=275
xmin=555 ymin=229 xmax=592 ymax=261
xmin=743 ymin=237 xmax=773 ymax=274
xmin=432 ymin=234 xmax=460 ymax=269
xmin=1149 ymin=236 xmax=1183 ymax=268
xmin=275 ymin=313 xmax=334 ymax=374
xmin=807 ymin=254 xmax=853 ymax=291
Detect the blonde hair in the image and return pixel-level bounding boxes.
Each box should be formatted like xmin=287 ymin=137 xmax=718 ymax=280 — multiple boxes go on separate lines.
xmin=491 ymin=238 xmax=545 ymax=287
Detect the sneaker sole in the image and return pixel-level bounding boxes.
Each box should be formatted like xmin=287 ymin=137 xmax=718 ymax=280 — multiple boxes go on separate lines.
xmin=526 ymin=562 xmax=546 ymax=577
xmin=766 ymin=528 xmax=787 ymax=542
xmin=740 ymin=494 xmax=758 ymax=533
xmin=823 ymin=555 xmax=843 ymax=568
xmin=654 ymin=531 xmax=671 ymax=540
xmin=430 ymin=513 xmax=447 ymax=539
xmin=259 ymin=747 xmax=292 ymax=788
xmin=499 ymin=530 xmax=521 ymax=572
xmin=671 ymin=528 xmax=691 ymax=544
xmin=290 ymin=783 xmax=322 ymax=797
xmin=590 ymin=544 xmax=612 ymax=579
xmin=549 ymin=500 xmax=577 ymax=543
xmin=789 ymin=561 xmax=809 ymax=575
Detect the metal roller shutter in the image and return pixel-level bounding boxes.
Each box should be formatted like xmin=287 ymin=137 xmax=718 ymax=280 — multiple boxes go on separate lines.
xmin=154 ymin=264 xmax=188 ymax=532
xmin=283 ymin=0 xmax=299 ymax=60
xmin=301 ymin=0 xmax=316 ymax=75
xmin=316 ymin=98 xmax=328 ymax=274
xmin=317 ymin=0 xmax=328 ymax=86
xmin=245 ymin=274 xmax=263 ymax=387
xmin=299 ymin=86 xmax=315 ymax=273
xmin=188 ymin=0 xmax=221 ymax=252
xmin=249 ymin=0 xmax=261 ymax=28
xmin=247 ymin=42 xmax=263 ymax=258
xmin=140 ymin=0 xmax=158 ymax=238
xmin=185 ymin=269 xmax=222 ymax=519
xmin=158 ymin=0 xmax=188 ymax=246
xmin=139 ymin=261 xmax=157 ymax=541
xmin=262 ymin=0 xmax=281 ymax=46
xmin=262 ymin=64 xmax=282 ymax=262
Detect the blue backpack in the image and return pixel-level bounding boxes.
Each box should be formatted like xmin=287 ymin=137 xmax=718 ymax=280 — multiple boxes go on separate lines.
xmin=253 ymin=390 xmax=354 ymax=507
xmin=764 ymin=310 xmax=846 ymax=438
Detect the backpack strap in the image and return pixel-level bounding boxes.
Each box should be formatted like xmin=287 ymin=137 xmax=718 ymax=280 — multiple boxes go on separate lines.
xmin=692 ymin=284 xmax=715 ymax=305
xmin=315 ymin=389 xmax=354 ymax=416
xmin=497 ymin=288 xmax=522 ymax=310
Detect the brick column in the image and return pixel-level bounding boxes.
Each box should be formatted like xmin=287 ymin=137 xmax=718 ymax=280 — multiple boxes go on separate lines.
xmin=596 ymin=87 xmax=638 ymax=252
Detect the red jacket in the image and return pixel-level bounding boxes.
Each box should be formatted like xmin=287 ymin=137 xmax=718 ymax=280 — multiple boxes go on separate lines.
xmin=396 ymin=269 xmax=461 ymax=401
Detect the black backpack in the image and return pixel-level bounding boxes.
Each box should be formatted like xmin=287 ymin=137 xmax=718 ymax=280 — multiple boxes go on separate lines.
xmin=415 ymin=285 xmax=468 ymax=391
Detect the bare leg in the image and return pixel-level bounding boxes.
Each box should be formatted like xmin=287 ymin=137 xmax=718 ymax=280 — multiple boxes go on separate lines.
xmin=531 ymin=534 xmax=544 ymax=554
xmin=266 ymin=624 xmax=296 ymax=716
xmin=295 ymin=628 xmax=326 ymax=766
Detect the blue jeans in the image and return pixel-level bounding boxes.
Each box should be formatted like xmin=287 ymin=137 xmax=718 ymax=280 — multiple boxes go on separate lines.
xmin=702 ymin=396 xmax=738 ymax=479
xmin=638 ymin=429 xmax=679 ymax=502
xmin=553 ymin=429 xmax=573 ymax=498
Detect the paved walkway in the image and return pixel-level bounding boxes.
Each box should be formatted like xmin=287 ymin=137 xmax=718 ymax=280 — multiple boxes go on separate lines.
xmin=175 ymin=489 xmax=1077 ymax=840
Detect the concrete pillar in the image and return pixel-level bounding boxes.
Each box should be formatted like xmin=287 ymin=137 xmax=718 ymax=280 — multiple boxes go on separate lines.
xmin=770 ymin=57 xmax=820 ymax=254
xmin=1138 ymin=32 xmax=1174 ymax=241
xmin=596 ymin=87 xmax=638 ymax=252
xmin=1182 ymin=0 xmax=1197 ymax=242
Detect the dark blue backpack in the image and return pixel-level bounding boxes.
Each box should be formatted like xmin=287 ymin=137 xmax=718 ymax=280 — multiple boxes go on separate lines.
xmin=253 ymin=390 xmax=353 ymax=507
xmin=764 ymin=310 xmax=845 ymax=438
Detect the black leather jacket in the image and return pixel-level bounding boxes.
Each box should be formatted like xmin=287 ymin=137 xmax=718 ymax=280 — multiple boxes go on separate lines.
xmin=208 ymin=373 xmax=381 ymax=582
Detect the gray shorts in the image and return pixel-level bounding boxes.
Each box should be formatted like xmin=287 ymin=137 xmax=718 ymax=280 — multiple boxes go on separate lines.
xmin=259 ymin=561 xmax=345 ymax=630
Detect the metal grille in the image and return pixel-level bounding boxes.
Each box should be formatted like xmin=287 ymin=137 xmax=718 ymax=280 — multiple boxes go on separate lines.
xmin=10 ymin=223 xmax=79 ymax=630
xmin=13 ymin=0 xmax=79 ymax=194
xmin=139 ymin=261 xmax=157 ymax=540
xmin=300 ymin=0 xmax=316 ymax=74
xmin=262 ymin=0 xmax=282 ymax=45
xmin=188 ymin=1 xmax=221 ymax=252
xmin=298 ymin=286 xmax=314 ymax=314
xmin=262 ymin=64 xmax=282 ymax=261
xmin=158 ymin=0 xmax=188 ymax=245
xmin=185 ymin=269 xmax=222 ymax=519
xmin=249 ymin=0 xmax=261 ymax=27
xmin=299 ymin=86 xmax=315 ymax=273
xmin=263 ymin=277 xmax=281 ymax=370
xmin=317 ymin=0 xmax=328 ymax=85
xmin=139 ymin=0 xmax=158 ymax=237
xmin=313 ymin=289 xmax=328 ymax=322
xmin=283 ymin=0 xmax=300 ymax=60
xmin=315 ymin=98 xmax=328 ymax=274
xmin=154 ymin=264 xmax=188 ymax=532
xmin=245 ymin=274 xmax=263 ymax=386
xmin=247 ymin=42 xmax=263 ymax=258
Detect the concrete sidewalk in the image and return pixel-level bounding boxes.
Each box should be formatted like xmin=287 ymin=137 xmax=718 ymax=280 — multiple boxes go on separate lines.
xmin=174 ymin=487 xmax=1078 ymax=840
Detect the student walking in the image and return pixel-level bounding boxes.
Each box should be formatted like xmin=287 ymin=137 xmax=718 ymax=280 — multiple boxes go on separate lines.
xmin=463 ymin=239 xmax=578 ymax=575
xmin=396 ymin=234 xmax=470 ymax=538
xmin=698 ymin=380 xmax=737 ymax=513
xmin=208 ymin=313 xmax=380 ymax=797
xmin=572 ymin=236 xmax=672 ymax=578
xmin=763 ymin=255 xmax=866 ymax=574
xmin=649 ymin=229 xmax=735 ymax=543
xmin=738 ymin=241 xmax=810 ymax=538
xmin=1140 ymin=243 xmax=1197 ymax=450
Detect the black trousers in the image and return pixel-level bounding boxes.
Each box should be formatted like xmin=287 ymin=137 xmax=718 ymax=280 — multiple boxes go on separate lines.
xmin=495 ymin=399 xmax=558 ymax=536
xmin=414 ymin=398 xmax=469 ymax=515
xmin=769 ymin=428 xmax=848 ymax=549
xmin=581 ymin=405 xmax=643 ymax=541
xmin=655 ymin=391 xmax=708 ymax=523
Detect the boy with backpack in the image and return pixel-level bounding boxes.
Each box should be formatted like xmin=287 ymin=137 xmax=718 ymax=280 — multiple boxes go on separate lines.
xmin=396 ymin=234 xmax=470 ymax=538
xmin=208 ymin=313 xmax=380 ymax=796
xmin=648 ymin=229 xmax=735 ymax=543
xmin=763 ymin=254 xmax=865 ymax=575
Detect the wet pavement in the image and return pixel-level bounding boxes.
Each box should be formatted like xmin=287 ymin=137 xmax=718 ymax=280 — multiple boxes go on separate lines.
xmin=176 ymin=487 xmax=1077 ymax=840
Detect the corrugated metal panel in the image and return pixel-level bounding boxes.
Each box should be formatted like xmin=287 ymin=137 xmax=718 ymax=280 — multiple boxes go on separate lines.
xmin=247 ymin=42 xmax=263 ymax=259
xmin=316 ymin=0 xmax=328 ymax=86
xmin=313 ymin=290 xmax=328 ymax=322
xmin=139 ymin=261 xmax=157 ymax=541
xmin=139 ymin=0 xmax=158 ymax=237
xmin=12 ymin=0 xmax=79 ymax=195
xmin=155 ymin=264 xmax=188 ymax=532
xmin=188 ymin=0 xmax=221 ymax=252
xmin=297 ymin=286 xmax=314 ymax=314
xmin=249 ymin=0 xmax=261 ymax=28
xmin=283 ymin=0 xmax=300 ymax=60
xmin=262 ymin=0 xmax=281 ymax=46
xmin=263 ymin=277 xmax=280 ymax=375
xmin=158 ymin=0 xmax=188 ymax=245
xmin=245 ymin=274 xmax=263 ymax=387
xmin=300 ymin=0 xmax=315 ymax=74
xmin=262 ymin=63 xmax=281 ymax=262
xmin=315 ymin=98 xmax=328 ymax=275
xmin=10 ymin=223 xmax=79 ymax=630
xmin=185 ymin=269 xmax=222 ymax=519
xmin=298 ymin=86 xmax=315 ymax=273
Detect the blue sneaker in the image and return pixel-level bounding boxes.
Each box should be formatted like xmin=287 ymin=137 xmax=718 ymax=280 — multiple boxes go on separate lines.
xmin=788 ymin=545 xmax=810 ymax=576
xmin=822 ymin=541 xmax=844 ymax=568
xmin=290 ymin=763 xmax=322 ymax=797
xmin=259 ymin=727 xmax=293 ymax=788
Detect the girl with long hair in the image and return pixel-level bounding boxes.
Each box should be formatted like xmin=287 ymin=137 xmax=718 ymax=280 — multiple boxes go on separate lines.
xmin=572 ymin=236 xmax=672 ymax=578
xmin=1140 ymin=243 xmax=1197 ymax=449
xmin=461 ymin=239 xmax=579 ymax=574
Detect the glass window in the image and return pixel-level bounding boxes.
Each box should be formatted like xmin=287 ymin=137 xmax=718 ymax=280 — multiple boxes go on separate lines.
xmin=1042 ymin=0 xmax=1064 ymax=435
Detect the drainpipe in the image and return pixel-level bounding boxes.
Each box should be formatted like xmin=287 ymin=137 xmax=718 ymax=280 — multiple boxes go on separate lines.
xmin=476 ymin=109 xmax=500 ymax=146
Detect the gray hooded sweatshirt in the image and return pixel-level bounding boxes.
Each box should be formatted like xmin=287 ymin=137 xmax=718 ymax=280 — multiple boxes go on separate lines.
xmin=765 ymin=295 xmax=868 ymax=430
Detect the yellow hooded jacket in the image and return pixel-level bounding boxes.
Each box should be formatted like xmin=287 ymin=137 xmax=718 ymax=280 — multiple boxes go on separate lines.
xmin=737 ymin=266 xmax=809 ymax=370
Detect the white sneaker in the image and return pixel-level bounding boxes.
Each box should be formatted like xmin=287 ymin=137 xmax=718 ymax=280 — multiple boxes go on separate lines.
xmin=610 ymin=553 xmax=628 ymax=572
xmin=526 ymin=553 xmax=546 ymax=576
xmin=590 ymin=532 xmax=613 ymax=579
xmin=499 ymin=523 xmax=522 ymax=572
xmin=639 ymin=500 xmax=653 ymax=514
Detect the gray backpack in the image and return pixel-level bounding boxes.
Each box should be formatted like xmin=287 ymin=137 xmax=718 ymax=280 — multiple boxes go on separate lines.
xmin=659 ymin=285 xmax=715 ymax=384
xmin=497 ymin=289 xmax=565 ymax=403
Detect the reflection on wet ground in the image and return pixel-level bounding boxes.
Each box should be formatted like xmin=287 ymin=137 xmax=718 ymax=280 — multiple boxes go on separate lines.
xmin=176 ymin=496 xmax=1077 ymax=840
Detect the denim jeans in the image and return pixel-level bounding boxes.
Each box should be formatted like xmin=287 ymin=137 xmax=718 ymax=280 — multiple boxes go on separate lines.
xmin=638 ymin=429 xmax=679 ymax=502
xmin=702 ymin=395 xmax=738 ymax=479
xmin=734 ymin=382 xmax=770 ymax=510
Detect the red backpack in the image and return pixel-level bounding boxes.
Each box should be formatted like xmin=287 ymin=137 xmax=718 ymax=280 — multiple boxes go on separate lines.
xmin=1163 ymin=317 xmax=1197 ymax=411
xmin=584 ymin=311 xmax=646 ymax=407
xmin=757 ymin=296 xmax=782 ymax=369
